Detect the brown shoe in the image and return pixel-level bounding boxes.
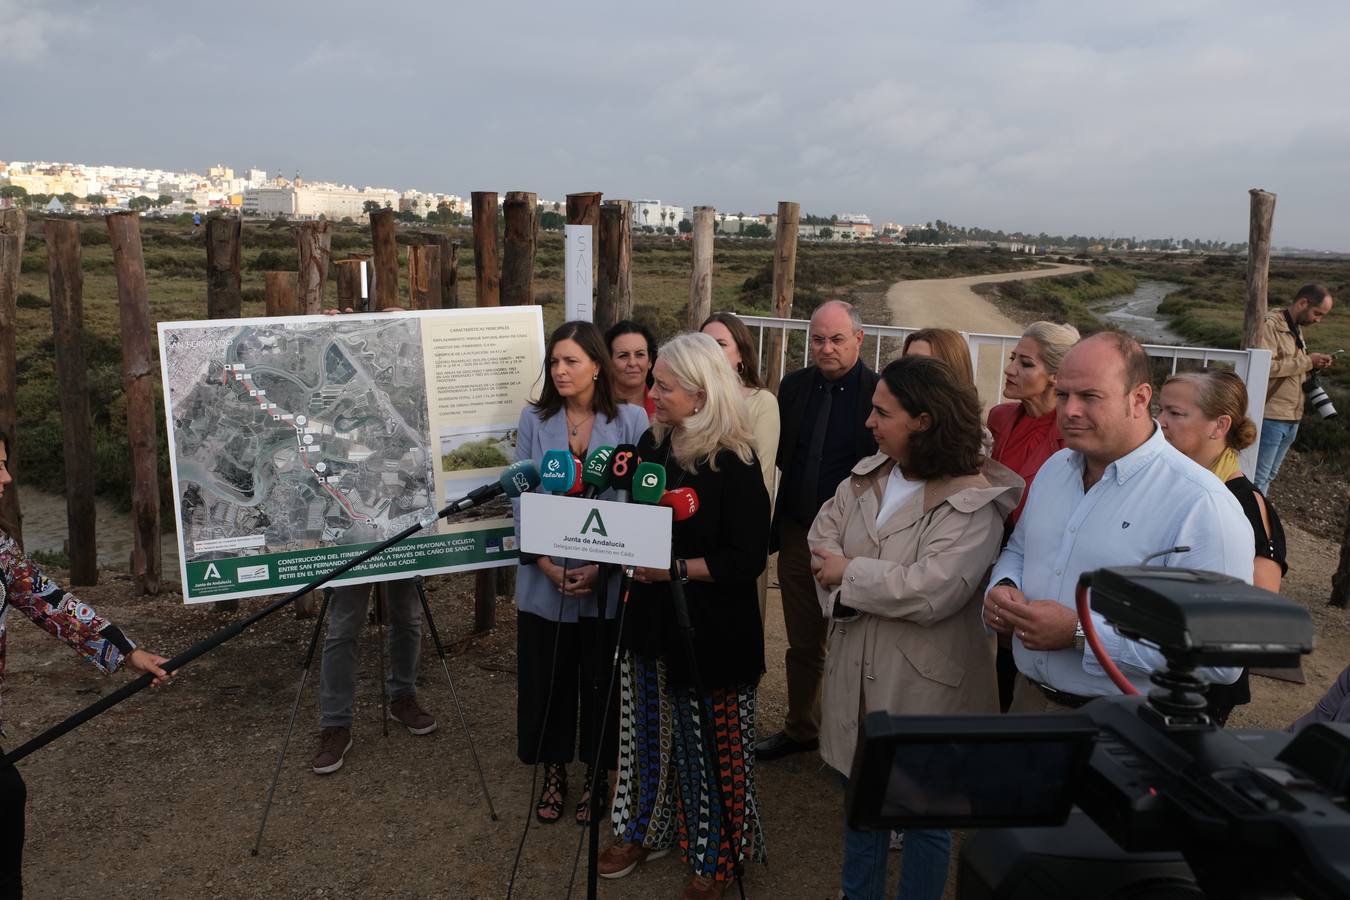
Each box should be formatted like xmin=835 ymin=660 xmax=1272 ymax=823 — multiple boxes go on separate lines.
xmin=597 ymin=841 xmax=668 ymax=879
xmin=311 ymin=726 xmax=352 ymax=775
xmin=390 ymin=694 xmax=437 ymax=735
xmin=682 ymin=874 xmax=729 ymax=900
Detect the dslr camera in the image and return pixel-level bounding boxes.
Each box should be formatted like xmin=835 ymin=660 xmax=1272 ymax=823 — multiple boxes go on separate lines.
xmin=1304 ymin=372 xmax=1338 ymax=419
xmin=847 ymin=567 xmax=1349 ymax=899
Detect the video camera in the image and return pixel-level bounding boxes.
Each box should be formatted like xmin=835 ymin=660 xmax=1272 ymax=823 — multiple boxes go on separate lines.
xmin=847 ymin=567 xmax=1350 ymax=899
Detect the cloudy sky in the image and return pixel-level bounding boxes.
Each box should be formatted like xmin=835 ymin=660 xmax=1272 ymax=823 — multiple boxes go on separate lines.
xmin=4 ymin=1 xmax=1348 ymax=248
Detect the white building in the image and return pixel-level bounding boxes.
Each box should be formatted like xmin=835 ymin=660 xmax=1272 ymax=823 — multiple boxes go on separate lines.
xmin=243 ymin=184 xmax=400 ymax=220
xmin=631 ymin=199 xmax=684 ymax=231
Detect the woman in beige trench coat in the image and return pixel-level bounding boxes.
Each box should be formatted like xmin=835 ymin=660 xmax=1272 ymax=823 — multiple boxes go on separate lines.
xmin=807 ymin=355 xmax=1023 ymax=900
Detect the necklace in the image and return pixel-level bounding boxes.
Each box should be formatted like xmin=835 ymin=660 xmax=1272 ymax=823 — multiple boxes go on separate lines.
xmin=565 ymin=409 xmax=595 ymax=437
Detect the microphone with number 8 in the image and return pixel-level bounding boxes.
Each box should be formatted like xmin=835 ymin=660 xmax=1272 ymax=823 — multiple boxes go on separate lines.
xmin=607 ymin=444 xmax=640 ymax=503
xmin=580 ymin=446 xmax=615 ymax=499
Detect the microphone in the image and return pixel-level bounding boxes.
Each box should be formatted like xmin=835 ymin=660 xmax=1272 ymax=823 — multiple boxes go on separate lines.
xmin=566 ymin=454 xmax=584 ymax=496
xmin=539 ymin=449 xmax=576 ymax=494
xmin=440 ymin=460 xmax=540 ymax=517
xmin=658 ymin=487 xmax=699 ymax=522
xmin=632 ymin=461 xmax=666 ymax=505
xmin=607 ymin=444 xmax=639 ymax=504
xmin=580 ymin=446 xmax=615 ymax=499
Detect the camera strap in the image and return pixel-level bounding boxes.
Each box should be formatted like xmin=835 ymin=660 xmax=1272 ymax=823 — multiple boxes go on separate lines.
xmin=1284 ymin=309 xmax=1306 ymax=352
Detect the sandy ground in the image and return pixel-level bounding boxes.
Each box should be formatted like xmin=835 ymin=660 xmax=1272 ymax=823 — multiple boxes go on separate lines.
xmin=10 ymin=266 xmax=1347 ymax=899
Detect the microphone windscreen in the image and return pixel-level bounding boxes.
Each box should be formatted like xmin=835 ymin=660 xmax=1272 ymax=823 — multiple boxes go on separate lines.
xmin=608 ymin=444 xmax=639 ymax=493
xmin=499 ymin=460 xmax=541 ymax=497
xmin=632 ymin=461 xmax=666 ymax=504
xmin=659 ymin=487 xmax=699 ymax=521
xmin=582 ymin=446 xmax=615 ymax=493
xmin=566 ymin=455 xmax=584 ymax=496
xmin=539 ymin=449 xmax=575 ymax=494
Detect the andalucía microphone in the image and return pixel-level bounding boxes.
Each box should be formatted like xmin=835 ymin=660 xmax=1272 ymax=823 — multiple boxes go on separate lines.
xmin=607 ymin=444 xmax=639 ymax=503
xmin=441 ymin=460 xmax=540 ymax=516
xmin=580 ymin=446 xmax=615 ymax=498
xmin=658 ymin=487 xmax=699 ymax=522
xmin=632 ymin=461 xmax=666 ymax=505
xmin=539 ymin=449 xmax=576 ymax=494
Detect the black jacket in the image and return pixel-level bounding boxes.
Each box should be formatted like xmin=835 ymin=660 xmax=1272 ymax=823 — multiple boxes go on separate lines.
xmin=770 ymin=362 xmax=880 ymax=551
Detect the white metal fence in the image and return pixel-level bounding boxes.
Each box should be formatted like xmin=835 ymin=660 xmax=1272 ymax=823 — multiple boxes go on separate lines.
xmin=738 ymin=315 xmax=1273 ymax=477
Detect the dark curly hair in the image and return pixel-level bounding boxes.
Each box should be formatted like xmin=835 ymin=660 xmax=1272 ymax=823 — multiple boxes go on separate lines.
xmin=880 ymin=356 xmax=984 ymax=479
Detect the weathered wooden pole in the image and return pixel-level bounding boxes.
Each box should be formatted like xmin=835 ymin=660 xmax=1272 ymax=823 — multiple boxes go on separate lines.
xmin=45 ymin=220 xmax=98 ymax=585
xmin=369 ymin=208 xmax=400 ymax=311
xmin=334 ymin=256 xmax=371 ymax=311
xmin=471 ymin=192 xmax=501 ymax=308
xmin=205 ymin=214 xmax=242 ymax=320
xmin=501 ymin=191 xmax=537 ymax=307
xmin=597 ymin=199 xmax=633 ymax=330
xmin=437 ymin=235 xmax=460 ymax=308
xmin=687 ymin=206 xmax=715 ymax=330
xmin=1241 ymin=189 xmax=1277 ymax=350
xmin=0 ymin=209 xmax=26 ymax=543
xmin=407 ymin=243 xmax=442 ymax=310
xmin=264 ymin=271 xmax=300 ymax=317
xmin=566 ymin=192 xmax=603 ymax=297
xmin=106 ymin=212 xmax=161 ymax=594
xmin=765 ymin=201 xmax=801 ymax=391
xmin=296 ymin=220 xmax=332 ymax=313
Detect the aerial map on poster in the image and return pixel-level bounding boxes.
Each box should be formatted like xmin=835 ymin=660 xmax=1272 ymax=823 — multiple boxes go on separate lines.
xmin=159 ymin=306 xmax=545 ymax=604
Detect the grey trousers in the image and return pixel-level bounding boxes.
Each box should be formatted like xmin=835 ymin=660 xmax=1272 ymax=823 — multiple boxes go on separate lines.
xmin=318 ymin=579 xmax=423 ymax=729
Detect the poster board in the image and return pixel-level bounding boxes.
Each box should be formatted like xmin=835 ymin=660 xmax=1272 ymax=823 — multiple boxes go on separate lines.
xmin=158 ymin=306 xmax=545 ymax=603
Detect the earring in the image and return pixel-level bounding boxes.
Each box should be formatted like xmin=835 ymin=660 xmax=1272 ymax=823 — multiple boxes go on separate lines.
xmin=693 ymin=407 xmax=700 ymax=414
xmin=592 ymin=373 xmax=598 ymax=381
xmin=736 ymin=361 xmax=744 ymax=373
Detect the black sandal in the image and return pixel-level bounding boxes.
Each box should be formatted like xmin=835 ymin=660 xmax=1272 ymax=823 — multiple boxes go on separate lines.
xmin=536 ymin=763 xmax=567 ymax=824
xmin=575 ymin=766 xmax=608 ymax=826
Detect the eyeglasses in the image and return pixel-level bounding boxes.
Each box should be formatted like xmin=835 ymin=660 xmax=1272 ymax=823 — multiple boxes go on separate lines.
xmin=810 ymin=334 xmax=854 ymax=349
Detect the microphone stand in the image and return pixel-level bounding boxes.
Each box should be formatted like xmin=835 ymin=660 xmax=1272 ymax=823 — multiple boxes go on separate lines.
xmin=5 ymin=497 xmax=494 ymax=766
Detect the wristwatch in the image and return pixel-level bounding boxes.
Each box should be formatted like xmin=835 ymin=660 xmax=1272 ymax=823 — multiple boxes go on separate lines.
xmin=675 ymin=559 xmax=689 ymax=584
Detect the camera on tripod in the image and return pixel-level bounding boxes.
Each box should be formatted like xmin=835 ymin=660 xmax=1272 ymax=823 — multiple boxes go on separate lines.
xmin=1304 ymin=372 xmax=1338 ymax=419
xmin=846 ymin=567 xmax=1350 ymax=899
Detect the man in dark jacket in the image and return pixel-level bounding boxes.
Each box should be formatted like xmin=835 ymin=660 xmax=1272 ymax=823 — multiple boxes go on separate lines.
xmin=757 ymin=300 xmax=879 ymax=760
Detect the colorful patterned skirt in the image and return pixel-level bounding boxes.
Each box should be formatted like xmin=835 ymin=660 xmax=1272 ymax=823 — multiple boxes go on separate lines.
xmin=610 ymin=652 xmax=765 ymax=881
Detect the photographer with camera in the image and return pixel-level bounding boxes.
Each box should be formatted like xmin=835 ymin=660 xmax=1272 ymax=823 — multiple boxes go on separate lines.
xmin=1253 ymin=283 xmax=1335 ymax=494
xmin=983 ymin=332 xmax=1254 ymax=710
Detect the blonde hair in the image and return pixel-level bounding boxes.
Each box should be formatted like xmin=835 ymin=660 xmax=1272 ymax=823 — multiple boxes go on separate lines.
xmin=903 ymin=328 xmax=975 ymax=390
xmin=1163 ymin=369 xmax=1259 ymax=451
xmin=651 ymin=332 xmax=756 ymax=472
xmin=1022 ymin=321 xmax=1081 ymax=374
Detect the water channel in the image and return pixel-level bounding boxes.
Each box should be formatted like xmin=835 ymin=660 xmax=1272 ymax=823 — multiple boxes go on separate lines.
xmin=1087 ymin=279 xmax=1187 ymax=345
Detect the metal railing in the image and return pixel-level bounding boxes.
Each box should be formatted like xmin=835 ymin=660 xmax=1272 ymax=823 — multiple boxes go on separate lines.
xmin=738 ymin=314 xmax=1273 ymax=477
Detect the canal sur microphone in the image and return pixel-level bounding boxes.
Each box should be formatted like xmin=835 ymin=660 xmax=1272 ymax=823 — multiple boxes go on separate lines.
xmin=607 ymin=444 xmax=640 ymax=504
xmin=658 ymin=487 xmax=699 ymax=522
xmin=580 ymin=446 xmax=615 ymax=498
xmin=441 ymin=460 xmax=540 ymax=516
xmin=539 ymin=449 xmax=576 ymax=494
xmin=632 ymin=462 xmax=667 ymax=505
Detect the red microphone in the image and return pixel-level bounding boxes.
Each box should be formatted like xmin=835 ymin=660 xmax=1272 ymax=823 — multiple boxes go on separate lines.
xmin=659 ymin=487 xmax=699 ymax=521
xmin=566 ymin=454 xmax=584 ymax=496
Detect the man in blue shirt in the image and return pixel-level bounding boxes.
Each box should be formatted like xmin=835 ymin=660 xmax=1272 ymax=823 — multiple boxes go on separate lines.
xmin=984 ymin=332 xmax=1253 ymax=709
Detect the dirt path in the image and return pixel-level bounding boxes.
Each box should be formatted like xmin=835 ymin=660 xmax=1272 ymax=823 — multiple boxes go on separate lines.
xmin=886 ymin=262 xmax=1089 ymax=333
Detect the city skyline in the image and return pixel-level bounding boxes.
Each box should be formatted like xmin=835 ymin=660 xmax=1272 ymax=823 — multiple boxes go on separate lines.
xmin=3 ymin=2 xmax=1349 ymax=249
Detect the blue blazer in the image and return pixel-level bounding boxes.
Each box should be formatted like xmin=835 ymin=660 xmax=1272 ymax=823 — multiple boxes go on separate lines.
xmin=512 ymin=402 xmax=650 ymax=621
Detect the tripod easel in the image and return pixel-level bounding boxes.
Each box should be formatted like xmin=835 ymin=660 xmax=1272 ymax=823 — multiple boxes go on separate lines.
xmin=252 ymin=573 xmax=499 ymax=855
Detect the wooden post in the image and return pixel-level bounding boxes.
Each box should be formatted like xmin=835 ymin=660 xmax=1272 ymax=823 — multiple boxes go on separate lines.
xmin=407 ymin=243 xmax=442 ymax=310
xmin=369 ymin=208 xmax=400 ymax=311
xmin=1242 ymin=189 xmax=1277 ymax=350
xmin=765 ymin=201 xmax=801 ymax=391
xmin=106 ymin=212 xmax=161 ymax=594
xmin=45 ymin=220 xmax=98 ymax=585
xmin=687 ymin=206 xmax=715 ymax=330
xmin=205 ymin=214 xmax=242 ymax=320
xmin=471 ymin=192 xmax=500 ymax=308
xmin=437 ymin=235 xmax=460 ymax=308
xmin=566 ymin=192 xmax=603 ymax=295
xmin=597 ymin=200 xmax=633 ymax=330
xmin=0 ymin=209 xmax=25 ymax=543
xmin=501 ymin=191 xmax=537 ymax=307
xmin=296 ymin=220 xmax=332 ymax=313
xmin=334 ymin=256 xmax=370 ymax=311
xmin=264 ymin=271 xmax=300 ymax=316
xmin=1332 ymin=498 xmax=1350 ymax=608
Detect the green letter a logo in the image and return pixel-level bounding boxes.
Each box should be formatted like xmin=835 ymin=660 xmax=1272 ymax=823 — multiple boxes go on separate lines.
xmin=580 ymin=508 xmax=608 ymax=536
